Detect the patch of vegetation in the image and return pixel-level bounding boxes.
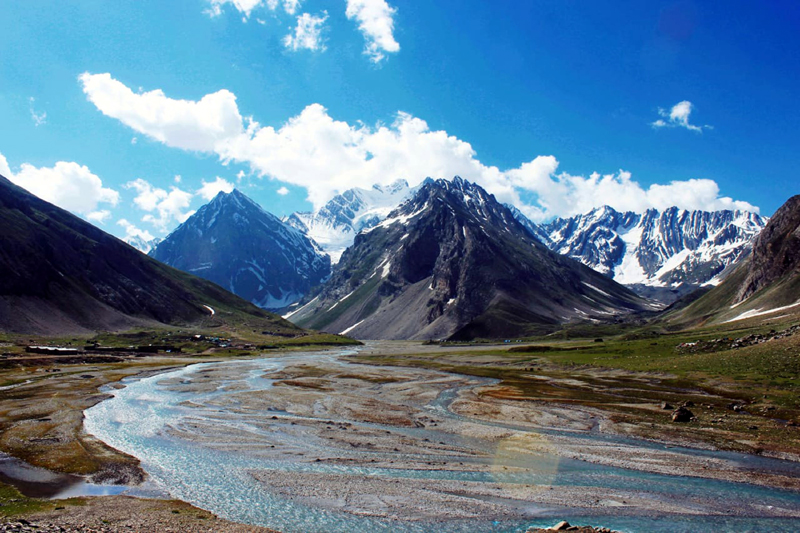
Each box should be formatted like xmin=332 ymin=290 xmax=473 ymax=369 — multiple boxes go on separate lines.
xmin=0 ymin=482 xmax=83 ymax=517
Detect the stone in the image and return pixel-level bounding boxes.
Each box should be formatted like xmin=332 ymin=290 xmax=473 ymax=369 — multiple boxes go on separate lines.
xmin=660 ymin=402 xmax=673 ymax=410
xmin=672 ymin=406 xmax=694 ymax=422
xmin=551 ymin=521 xmax=571 ymax=531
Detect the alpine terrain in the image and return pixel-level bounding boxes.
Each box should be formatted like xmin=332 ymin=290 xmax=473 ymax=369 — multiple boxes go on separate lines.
xmin=0 ymin=174 xmax=300 ymax=335
xmin=284 ymin=179 xmax=424 ymax=263
xmin=511 ymin=206 xmax=766 ymax=303
xmin=287 ymin=177 xmax=648 ymax=340
xmin=151 ymin=189 xmax=330 ymax=310
xmin=667 ymin=194 xmax=800 ymax=327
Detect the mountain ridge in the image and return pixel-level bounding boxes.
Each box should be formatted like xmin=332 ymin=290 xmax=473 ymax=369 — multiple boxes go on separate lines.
xmin=0 ymin=175 xmax=298 ymax=335
xmin=288 ymin=177 xmax=648 ymax=340
xmin=150 ymin=189 xmax=330 ymax=310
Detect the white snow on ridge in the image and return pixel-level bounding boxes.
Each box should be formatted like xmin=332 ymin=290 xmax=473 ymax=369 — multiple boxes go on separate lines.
xmin=339 ymin=319 xmax=366 ymax=336
xmin=724 ymin=300 xmax=800 ymax=323
xmin=203 ymin=305 xmax=215 ymax=316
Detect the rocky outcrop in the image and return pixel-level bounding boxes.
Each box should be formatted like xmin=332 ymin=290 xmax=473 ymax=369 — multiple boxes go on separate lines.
xmin=735 ymin=195 xmax=800 ymax=303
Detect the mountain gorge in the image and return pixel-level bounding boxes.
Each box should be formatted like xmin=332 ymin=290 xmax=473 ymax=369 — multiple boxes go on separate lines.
xmin=511 ymin=206 xmax=766 ymax=303
xmin=0 ymin=175 xmax=298 ymax=335
xmin=150 ymin=189 xmax=330 ymax=310
xmin=287 ymin=177 xmax=648 ymax=340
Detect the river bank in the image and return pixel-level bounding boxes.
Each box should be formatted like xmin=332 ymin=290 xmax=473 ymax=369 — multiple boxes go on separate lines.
xmin=3 ymin=341 xmax=800 ymax=532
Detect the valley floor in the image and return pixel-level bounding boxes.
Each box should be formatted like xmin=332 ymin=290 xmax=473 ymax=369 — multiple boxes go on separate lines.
xmin=1 ymin=326 xmax=799 ymax=531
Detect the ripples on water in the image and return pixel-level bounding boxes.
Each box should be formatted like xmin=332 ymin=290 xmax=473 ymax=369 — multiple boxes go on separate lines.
xmin=83 ymin=350 xmax=800 ymax=532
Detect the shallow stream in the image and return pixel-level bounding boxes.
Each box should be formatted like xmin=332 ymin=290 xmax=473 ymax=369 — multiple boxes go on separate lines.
xmin=82 ymin=347 xmax=800 ymax=532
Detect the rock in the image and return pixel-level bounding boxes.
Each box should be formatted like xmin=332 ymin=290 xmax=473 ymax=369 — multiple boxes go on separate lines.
xmin=672 ymin=406 xmax=694 ymax=422
xmin=660 ymin=402 xmax=673 ymax=410
xmin=551 ymin=521 xmax=571 ymax=531
xmin=682 ymin=400 xmax=695 ymax=407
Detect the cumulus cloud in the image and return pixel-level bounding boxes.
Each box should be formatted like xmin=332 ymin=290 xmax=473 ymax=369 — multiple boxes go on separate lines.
xmin=29 ymin=97 xmax=47 ymax=127
xmin=277 ymin=186 xmax=290 ymax=195
xmin=125 ymin=178 xmax=195 ymax=231
xmin=197 ymin=176 xmax=235 ymax=200
xmin=284 ymin=12 xmax=328 ymax=51
xmin=117 ymin=219 xmax=155 ymax=242
xmin=511 ymin=165 xmax=757 ymax=220
xmin=345 ymin=0 xmax=400 ymax=63
xmin=79 ymin=72 xmax=244 ymax=152
xmin=87 ymin=210 xmax=112 ymax=224
xmin=0 ymin=152 xmax=119 ymax=215
xmin=206 ymin=0 xmax=300 ymax=18
xmin=82 ymin=75 xmax=758 ymax=220
xmin=651 ymin=100 xmax=711 ymax=133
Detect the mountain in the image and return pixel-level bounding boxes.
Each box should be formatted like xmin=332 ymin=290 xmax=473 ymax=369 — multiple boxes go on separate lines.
xmin=150 ymin=189 xmax=330 ymax=310
xmin=510 ymin=206 xmax=766 ymax=303
xmin=124 ymin=235 xmax=161 ymax=254
xmin=286 ymin=177 xmax=648 ymax=340
xmin=0 ymin=175 xmax=300 ymax=336
xmin=284 ymin=179 xmax=425 ymax=263
xmin=666 ymin=195 xmax=800 ymax=327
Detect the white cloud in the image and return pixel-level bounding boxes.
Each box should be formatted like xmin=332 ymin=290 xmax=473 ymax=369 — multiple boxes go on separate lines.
xmin=79 ymin=72 xmax=244 ymax=152
xmin=1 ymin=152 xmax=119 ymax=215
xmin=277 ymin=186 xmax=290 ymax=195
xmin=0 ymin=153 xmax=10 ymax=177
xmin=206 ymin=0 xmax=300 ymax=18
xmin=283 ymin=12 xmax=328 ymax=52
xmin=197 ymin=176 xmax=235 ymax=200
xmin=87 ymin=210 xmax=112 ymax=224
xmin=651 ymin=100 xmax=711 ymax=133
xmin=29 ymin=97 xmax=47 ymax=127
xmin=125 ymin=178 xmax=195 ymax=230
xmin=345 ymin=0 xmax=400 ymax=63
xmin=83 ymin=76 xmax=758 ymax=220
xmin=174 ymin=174 xmax=182 ymax=183
xmin=283 ymin=0 xmax=301 ymax=15
xmin=117 ymin=219 xmax=155 ymax=242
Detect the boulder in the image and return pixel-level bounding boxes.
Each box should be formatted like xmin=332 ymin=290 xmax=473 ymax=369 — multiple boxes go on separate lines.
xmin=672 ymin=406 xmax=694 ymax=422
xmin=660 ymin=402 xmax=673 ymax=410
xmin=551 ymin=522 xmax=571 ymax=531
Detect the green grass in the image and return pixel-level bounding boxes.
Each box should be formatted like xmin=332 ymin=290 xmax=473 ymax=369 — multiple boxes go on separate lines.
xmin=0 ymin=482 xmax=83 ymax=517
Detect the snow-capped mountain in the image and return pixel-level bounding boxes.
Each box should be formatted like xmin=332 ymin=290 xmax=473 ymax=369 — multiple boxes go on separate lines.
xmin=150 ymin=189 xmax=330 ymax=310
xmin=287 ymin=177 xmax=646 ymax=340
xmin=511 ymin=206 xmax=767 ymax=302
xmin=124 ymin=235 xmax=162 ymax=254
xmin=284 ymin=179 xmax=427 ymax=263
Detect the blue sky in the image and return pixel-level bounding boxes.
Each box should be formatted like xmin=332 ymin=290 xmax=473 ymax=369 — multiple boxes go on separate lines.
xmin=1 ymin=0 xmax=798 ymax=243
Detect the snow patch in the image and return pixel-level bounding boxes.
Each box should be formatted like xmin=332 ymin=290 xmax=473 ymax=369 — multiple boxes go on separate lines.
xmin=339 ymin=319 xmax=366 ymax=336
xmin=202 ymin=305 xmax=215 ymax=316
xmin=724 ymin=300 xmax=800 ymax=323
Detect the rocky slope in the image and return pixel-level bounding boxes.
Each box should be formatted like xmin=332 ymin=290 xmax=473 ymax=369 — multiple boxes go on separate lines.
xmin=0 ymin=175 xmax=298 ymax=335
xmin=666 ymin=195 xmax=800 ymax=327
xmin=284 ymin=179 xmax=425 ymax=263
xmin=511 ymin=206 xmax=766 ymax=303
xmin=150 ymin=189 xmax=330 ymax=310
xmin=287 ymin=177 xmax=648 ymax=340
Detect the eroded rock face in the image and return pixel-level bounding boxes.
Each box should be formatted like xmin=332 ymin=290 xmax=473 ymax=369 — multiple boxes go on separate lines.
xmin=736 ymin=195 xmax=800 ymax=303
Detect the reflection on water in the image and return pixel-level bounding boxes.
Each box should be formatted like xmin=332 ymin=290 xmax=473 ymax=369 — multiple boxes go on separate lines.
xmin=83 ymin=349 xmax=800 ymax=532
xmin=0 ymin=453 xmax=127 ymax=499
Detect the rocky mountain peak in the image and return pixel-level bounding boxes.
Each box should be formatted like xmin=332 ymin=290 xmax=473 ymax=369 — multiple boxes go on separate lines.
xmin=151 ymin=189 xmax=330 ymax=310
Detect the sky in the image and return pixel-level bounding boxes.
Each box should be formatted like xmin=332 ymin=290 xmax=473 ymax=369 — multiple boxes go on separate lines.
xmin=1 ymin=0 xmax=798 ymax=244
